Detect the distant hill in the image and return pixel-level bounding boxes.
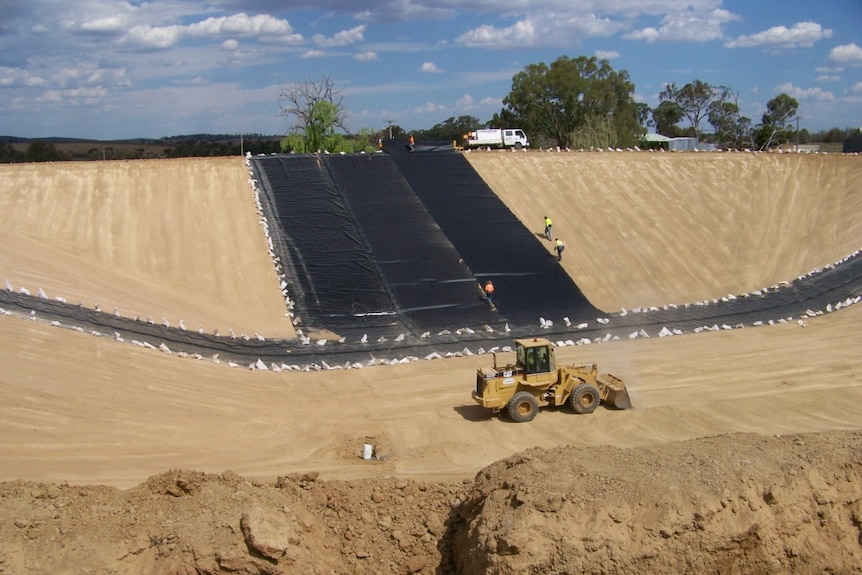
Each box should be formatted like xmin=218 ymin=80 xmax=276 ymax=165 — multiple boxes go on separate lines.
xmin=0 ymin=134 xmax=284 ymax=162
xmin=0 ymin=134 xmax=280 ymax=144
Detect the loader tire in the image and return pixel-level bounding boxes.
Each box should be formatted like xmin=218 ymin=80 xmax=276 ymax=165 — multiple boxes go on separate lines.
xmin=507 ymin=392 xmax=539 ymax=423
xmin=570 ymin=383 xmax=599 ymax=414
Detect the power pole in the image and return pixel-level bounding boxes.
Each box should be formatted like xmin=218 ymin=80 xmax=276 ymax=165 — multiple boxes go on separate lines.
xmin=386 ymin=120 xmax=394 ymax=140
xmin=795 ymin=114 xmax=806 ymax=152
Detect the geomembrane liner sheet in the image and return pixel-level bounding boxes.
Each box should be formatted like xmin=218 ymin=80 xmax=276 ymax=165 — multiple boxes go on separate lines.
xmin=386 ymin=141 xmax=601 ymax=326
xmin=254 ymin=155 xmax=393 ymax=330
xmin=253 ymin=152 xmax=500 ymax=335
xmin=323 ymin=155 xmax=498 ymax=332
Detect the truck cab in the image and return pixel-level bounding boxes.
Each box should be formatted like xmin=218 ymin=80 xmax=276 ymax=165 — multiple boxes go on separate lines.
xmin=501 ymin=129 xmax=529 ymax=149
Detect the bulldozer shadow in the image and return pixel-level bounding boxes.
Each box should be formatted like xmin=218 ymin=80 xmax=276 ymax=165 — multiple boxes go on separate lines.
xmin=453 ymin=405 xmax=495 ymax=422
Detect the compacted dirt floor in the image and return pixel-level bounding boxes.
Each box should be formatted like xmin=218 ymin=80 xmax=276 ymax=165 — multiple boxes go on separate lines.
xmin=0 ymin=152 xmax=860 ymax=574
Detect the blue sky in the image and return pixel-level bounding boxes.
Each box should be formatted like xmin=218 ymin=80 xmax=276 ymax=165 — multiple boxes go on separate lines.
xmin=1 ymin=0 xmax=860 ymax=139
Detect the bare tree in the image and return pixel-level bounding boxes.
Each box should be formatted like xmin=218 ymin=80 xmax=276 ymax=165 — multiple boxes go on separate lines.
xmin=278 ymin=75 xmax=348 ymax=135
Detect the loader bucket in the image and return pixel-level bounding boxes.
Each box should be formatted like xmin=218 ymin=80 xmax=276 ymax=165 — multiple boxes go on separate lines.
xmin=596 ymin=373 xmax=632 ymax=410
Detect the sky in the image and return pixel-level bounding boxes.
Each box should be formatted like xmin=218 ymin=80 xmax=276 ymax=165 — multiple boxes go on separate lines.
xmin=1 ymin=0 xmax=860 ymax=140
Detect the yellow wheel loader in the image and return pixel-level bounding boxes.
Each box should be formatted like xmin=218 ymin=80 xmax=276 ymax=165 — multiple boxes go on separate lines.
xmin=472 ymin=337 xmax=631 ymax=422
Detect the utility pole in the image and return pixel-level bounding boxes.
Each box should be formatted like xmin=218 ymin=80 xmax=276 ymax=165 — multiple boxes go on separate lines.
xmin=795 ymin=114 xmax=806 ymax=152
xmin=386 ymin=120 xmax=394 ymax=140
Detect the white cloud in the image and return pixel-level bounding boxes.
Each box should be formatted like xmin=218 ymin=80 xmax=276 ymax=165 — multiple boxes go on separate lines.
xmin=827 ymin=43 xmax=862 ymax=65
xmin=52 ymin=66 xmax=126 ymax=88
xmin=725 ymin=21 xmax=832 ymax=49
xmin=222 ymin=39 xmax=239 ymax=51
xmin=121 ymin=13 xmax=302 ymax=49
xmin=0 ymin=67 xmax=47 ymax=87
xmin=775 ymin=82 xmax=835 ymax=101
xmin=853 ymin=82 xmax=862 ymax=94
xmin=34 ymin=90 xmax=63 ymax=104
xmin=302 ymin=50 xmax=326 ymax=58
xmin=63 ymin=85 xmax=110 ymax=105
xmin=626 ymin=8 xmax=739 ymax=43
xmin=124 ymin=24 xmax=183 ymax=49
xmin=78 ymin=15 xmax=126 ymax=34
xmin=175 ymin=76 xmax=209 ymax=86
xmin=455 ymin=94 xmax=474 ymax=110
xmin=313 ymin=25 xmax=365 ymax=47
xmin=815 ymin=74 xmax=840 ymax=83
xmin=595 ymin=50 xmax=619 ymax=59
xmin=413 ymin=101 xmax=447 ymax=115
xmin=354 ymin=51 xmax=378 ymax=62
xmin=456 ymin=11 xmax=625 ymax=48
xmin=352 ymin=3 xmax=455 ymax=22
xmin=420 ymin=62 xmax=442 ymax=73
xmin=187 ymin=13 xmax=293 ymax=38
xmin=456 ymin=19 xmax=536 ymax=48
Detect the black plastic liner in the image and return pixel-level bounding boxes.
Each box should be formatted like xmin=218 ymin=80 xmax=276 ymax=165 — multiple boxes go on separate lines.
xmin=323 ymin=154 xmax=498 ymax=333
xmin=386 ymin=140 xmax=600 ymax=326
xmin=254 ymin=152 xmax=499 ymax=334
xmin=253 ymin=155 xmax=395 ymax=329
xmin=254 ymin=144 xmax=601 ymax=339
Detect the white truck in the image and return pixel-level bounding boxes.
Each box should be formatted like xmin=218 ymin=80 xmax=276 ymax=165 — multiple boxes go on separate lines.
xmin=463 ymin=128 xmax=529 ymax=150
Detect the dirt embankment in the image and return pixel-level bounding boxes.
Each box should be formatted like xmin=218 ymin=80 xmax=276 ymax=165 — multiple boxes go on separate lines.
xmin=1 ymin=431 xmax=859 ymax=575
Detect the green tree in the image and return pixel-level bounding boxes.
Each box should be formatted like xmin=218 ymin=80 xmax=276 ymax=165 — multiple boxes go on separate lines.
xmin=651 ymin=100 xmax=685 ymax=137
xmin=660 ymin=80 xmax=718 ymax=140
xmin=0 ymin=143 xmax=24 ymax=163
xmin=635 ymin=102 xmax=652 ymax=130
xmin=278 ymin=76 xmax=349 ymax=153
xmin=707 ymin=87 xmax=753 ymax=150
xmin=501 ymin=55 xmax=640 ymax=149
xmin=25 ymin=140 xmax=65 ymax=162
xmin=352 ymin=127 xmax=379 ymax=154
xmin=754 ymin=93 xmax=798 ymax=150
xmin=488 ymin=108 xmax=520 ymax=130
xmin=417 ymin=115 xmax=481 ymax=142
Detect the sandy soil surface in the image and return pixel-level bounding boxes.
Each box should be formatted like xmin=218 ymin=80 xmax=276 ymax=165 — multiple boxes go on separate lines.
xmin=0 ymin=157 xmax=293 ymax=338
xmin=467 ymin=151 xmax=862 ymax=311
xmin=0 ymin=151 xmax=860 ymax=574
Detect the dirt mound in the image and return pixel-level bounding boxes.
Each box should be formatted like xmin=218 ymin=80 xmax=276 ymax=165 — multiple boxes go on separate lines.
xmin=2 ymin=431 xmax=859 ymax=575
xmin=453 ymin=430 xmax=862 ymax=575
xmin=0 ymin=468 xmax=468 ymax=575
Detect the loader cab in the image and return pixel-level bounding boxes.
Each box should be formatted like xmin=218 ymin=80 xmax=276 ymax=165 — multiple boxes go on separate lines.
xmin=515 ymin=338 xmax=556 ymax=384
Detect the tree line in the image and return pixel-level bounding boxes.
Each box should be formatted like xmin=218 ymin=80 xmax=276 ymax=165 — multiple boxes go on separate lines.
xmin=281 ymin=58 xmax=858 ymax=153
xmin=6 ymin=54 xmax=860 ymax=163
